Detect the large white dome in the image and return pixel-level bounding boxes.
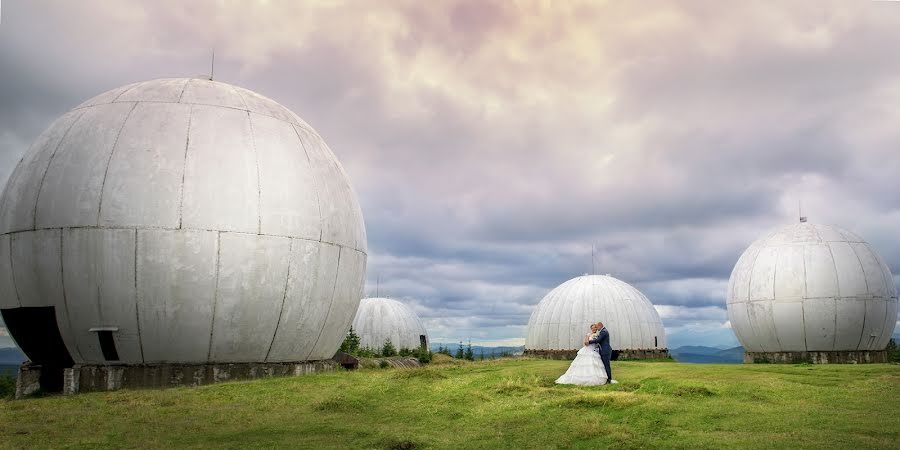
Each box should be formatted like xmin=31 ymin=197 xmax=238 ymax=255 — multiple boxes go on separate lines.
xmin=525 ymin=275 xmax=666 ymax=351
xmin=351 ymin=297 xmax=428 ymax=351
xmin=0 ymin=78 xmax=367 ymax=366
xmin=727 ymin=223 xmax=898 ymax=353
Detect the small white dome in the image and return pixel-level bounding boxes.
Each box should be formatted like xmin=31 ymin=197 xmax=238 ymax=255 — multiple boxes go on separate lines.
xmin=727 ymin=222 xmax=898 ymax=352
xmin=351 ymin=297 xmax=428 ymax=351
xmin=525 ymin=275 xmax=666 ymax=351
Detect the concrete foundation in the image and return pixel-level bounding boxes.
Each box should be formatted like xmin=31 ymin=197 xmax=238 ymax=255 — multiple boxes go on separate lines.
xmin=14 ymin=363 xmax=42 ymax=399
xmin=744 ymin=350 xmax=889 ymax=364
xmin=15 ymin=360 xmax=336 ymax=398
xmin=524 ymin=349 xmax=670 ymax=360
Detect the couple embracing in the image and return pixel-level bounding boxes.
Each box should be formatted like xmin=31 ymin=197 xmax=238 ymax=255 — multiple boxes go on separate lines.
xmin=555 ymin=322 xmax=616 ymax=386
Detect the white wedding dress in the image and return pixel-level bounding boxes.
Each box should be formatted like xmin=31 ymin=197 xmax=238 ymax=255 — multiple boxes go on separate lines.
xmin=555 ymin=345 xmax=611 ymax=386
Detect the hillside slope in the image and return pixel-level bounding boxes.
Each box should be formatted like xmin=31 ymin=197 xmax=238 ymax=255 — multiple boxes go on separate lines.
xmin=0 ymin=359 xmax=897 ymax=448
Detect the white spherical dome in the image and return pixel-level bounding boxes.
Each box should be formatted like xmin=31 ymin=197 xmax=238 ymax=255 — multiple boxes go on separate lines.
xmin=0 ymin=78 xmax=367 ymax=365
xmin=727 ymin=223 xmax=898 ymax=352
xmin=525 ymin=275 xmax=666 ymax=351
xmin=351 ymin=297 xmax=428 ymax=351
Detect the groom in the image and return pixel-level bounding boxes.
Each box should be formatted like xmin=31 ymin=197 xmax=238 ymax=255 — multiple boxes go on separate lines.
xmin=588 ymin=321 xmax=613 ymax=384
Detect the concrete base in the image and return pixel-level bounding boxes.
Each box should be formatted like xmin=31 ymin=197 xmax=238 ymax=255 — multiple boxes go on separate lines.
xmin=744 ymin=350 xmax=888 ymax=364
xmin=14 ymin=363 xmax=42 ymax=399
xmin=524 ymin=349 xmax=670 ymax=360
xmin=15 ymin=361 xmax=336 ymax=397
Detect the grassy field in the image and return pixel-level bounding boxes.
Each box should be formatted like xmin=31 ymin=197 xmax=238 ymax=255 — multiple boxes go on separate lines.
xmin=0 ymin=357 xmax=898 ymax=449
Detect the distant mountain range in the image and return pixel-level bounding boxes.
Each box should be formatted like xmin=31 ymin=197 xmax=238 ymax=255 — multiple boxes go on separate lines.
xmin=430 ymin=343 xmax=525 ymax=357
xmin=669 ymin=346 xmax=744 ymax=364
xmin=0 ymin=347 xmax=26 ymax=365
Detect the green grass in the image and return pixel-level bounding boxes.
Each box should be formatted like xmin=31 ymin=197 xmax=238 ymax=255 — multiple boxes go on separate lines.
xmin=0 ymin=358 xmax=898 ymax=449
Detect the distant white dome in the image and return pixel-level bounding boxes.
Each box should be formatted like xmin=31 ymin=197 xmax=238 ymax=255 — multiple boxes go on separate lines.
xmin=727 ymin=223 xmax=898 ymax=352
xmin=351 ymin=298 xmax=428 ymax=351
xmin=0 ymin=78 xmax=367 ymax=366
xmin=525 ymin=275 xmax=666 ymax=351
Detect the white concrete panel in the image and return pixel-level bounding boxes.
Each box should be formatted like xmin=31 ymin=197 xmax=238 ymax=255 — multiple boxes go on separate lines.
xmin=852 ymin=243 xmax=892 ymax=298
xmin=833 ymin=298 xmax=867 ymax=350
xmin=180 ymin=79 xmax=246 ymax=110
xmin=772 ymin=301 xmax=805 ymax=351
xmin=267 ymin=240 xmax=340 ymax=362
xmin=209 ymin=233 xmax=290 ymax=362
xmin=803 ymin=298 xmax=837 ymax=351
xmin=859 ymin=298 xmax=887 ymax=351
xmin=749 ymin=247 xmax=777 ymax=301
xmin=116 ymin=78 xmax=187 ymax=103
xmin=251 ymin=114 xmax=321 ymax=240
xmin=830 ymin=242 xmax=868 ymax=298
xmin=0 ymin=235 xmax=19 ymax=309
xmin=774 ymin=246 xmax=805 ymax=299
xmin=747 ymin=301 xmax=780 ymax=352
xmin=137 ymin=229 xmax=218 ymax=363
xmin=99 ymin=103 xmax=192 ymax=228
xmin=36 ymin=102 xmax=136 ymax=228
xmin=0 ymin=111 xmax=83 ymax=234
xmin=61 ymin=229 xmax=141 ymax=364
xmin=232 ymin=86 xmax=297 ymax=125
xmin=10 ymin=230 xmax=83 ymax=361
xmin=730 ymin=243 xmax=761 ymax=303
xmin=872 ymin=251 xmax=898 ymax=298
xmin=74 ymin=82 xmax=142 ymax=109
xmin=309 ymin=248 xmax=366 ymax=359
xmin=181 ymin=105 xmax=259 ymax=233
xmin=804 ymin=244 xmax=839 ymax=298
xmin=813 ymin=224 xmax=845 ymax=241
xmin=730 ymin=302 xmax=760 ymax=351
xmin=296 ymin=127 xmax=363 ymax=249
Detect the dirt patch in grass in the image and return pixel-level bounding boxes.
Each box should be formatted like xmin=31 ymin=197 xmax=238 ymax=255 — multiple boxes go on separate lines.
xmin=556 ymin=392 xmax=642 ymax=409
xmin=672 ymin=385 xmax=716 ymax=397
xmin=392 ymin=368 xmax=446 ymax=380
xmin=312 ymin=394 xmax=365 ymax=412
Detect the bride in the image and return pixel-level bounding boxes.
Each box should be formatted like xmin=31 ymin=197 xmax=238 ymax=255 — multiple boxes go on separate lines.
xmin=555 ymin=323 xmax=611 ymax=386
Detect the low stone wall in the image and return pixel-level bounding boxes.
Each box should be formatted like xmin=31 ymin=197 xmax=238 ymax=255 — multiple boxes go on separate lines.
xmin=13 ymin=361 xmax=338 ymax=397
xmin=524 ymin=349 xmax=670 ymax=360
xmin=61 ymin=361 xmax=336 ymax=394
xmin=744 ymin=350 xmax=888 ymax=364
xmin=358 ymin=357 xmax=421 ymax=369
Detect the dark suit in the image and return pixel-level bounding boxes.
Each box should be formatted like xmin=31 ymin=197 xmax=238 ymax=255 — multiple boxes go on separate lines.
xmin=589 ymin=327 xmax=612 ymax=383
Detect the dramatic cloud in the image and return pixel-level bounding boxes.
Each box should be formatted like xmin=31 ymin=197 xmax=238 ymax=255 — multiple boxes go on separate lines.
xmin=1 ymin=1 xmax=899 ymax=349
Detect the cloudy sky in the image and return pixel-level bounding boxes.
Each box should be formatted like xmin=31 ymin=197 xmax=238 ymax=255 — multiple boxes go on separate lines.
xmin=2 ymin=0 xmax=900 ymax=349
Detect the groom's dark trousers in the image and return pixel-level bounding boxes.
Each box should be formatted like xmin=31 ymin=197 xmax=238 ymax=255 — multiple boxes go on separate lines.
xmin=590 ymin=327 xmax=613 ymax=383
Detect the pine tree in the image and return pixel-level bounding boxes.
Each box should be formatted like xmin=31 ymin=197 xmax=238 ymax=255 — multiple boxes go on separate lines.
xmin=339 ymin=326 xmax=361 ymax=354
xmin=455 ymin=341 xmax=465 ymax=359
xmin=381 ymin=339 xmax=397 ymax=357
xmin=464 ymin=342 xmax=474 ymax=361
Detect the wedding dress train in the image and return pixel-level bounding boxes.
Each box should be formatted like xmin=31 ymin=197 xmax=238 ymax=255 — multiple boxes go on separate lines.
xmin=555 ymin=346 xmax=611 ymax=386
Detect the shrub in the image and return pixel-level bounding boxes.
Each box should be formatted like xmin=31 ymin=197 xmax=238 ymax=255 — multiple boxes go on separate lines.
xmin=416 ymin=348 xmax=432 ymax=364
xmin=0 ymin=374 xmax=15 ymax=399
xmin=887 ymin=339 xmax=900 ymax=363
xmin=379 ymin=360 xmax=390 ymax=369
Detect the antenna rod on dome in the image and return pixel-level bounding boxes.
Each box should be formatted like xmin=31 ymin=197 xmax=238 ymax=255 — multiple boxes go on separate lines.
xmin=799 ymin=200 xmax=807 ymax=223
xmin=376 ymin=273 xmax=380 ymax=297
xmin=591 ymin=244 xmax=595 ymax=276
xmin=210 ymin=49 xmax=215 ymax=81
